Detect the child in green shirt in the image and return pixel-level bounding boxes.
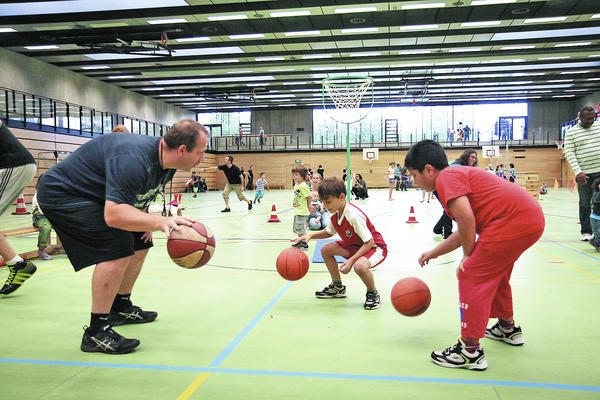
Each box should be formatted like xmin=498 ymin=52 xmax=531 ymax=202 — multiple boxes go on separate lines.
xmin=291 ymin=164 xmax=312 ymax=250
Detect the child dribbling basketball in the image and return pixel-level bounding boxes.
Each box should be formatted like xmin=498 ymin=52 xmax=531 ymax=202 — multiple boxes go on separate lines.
xmin=292 ymin=177 xmax=387 ymax=310
xmin=405 ymin=140 xmax=545 ymax=370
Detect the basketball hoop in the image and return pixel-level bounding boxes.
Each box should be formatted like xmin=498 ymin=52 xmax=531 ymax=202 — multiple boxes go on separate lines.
xmin=555 ymin=140 xmax=564 ymax=150
xmin=322 ymin=76 xmax=374 ymax=124
xmin=323 ymin=76 xmax=375 ymax=200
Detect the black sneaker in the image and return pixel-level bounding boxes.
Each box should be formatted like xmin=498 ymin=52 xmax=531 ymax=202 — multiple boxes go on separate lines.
xmin=221 ymin=208 xmax=231 ymax=213
xmin=248 ymin=201 xmax=253 ymax=210
xmin=431 ymin=339 xmax=487 ymax=370
xmin=364 ymin=291 xmax=380 ymax=310
xmin=315 ymin=283 xmax=347 ymax=298
xmin=485 ymin=322 xmax=524 ymax=346
xmin=0 ymin=260 xmax=37 ymax=295
xmin=257 ymin=198 xmax=261 ymax=203
xmin=81 ymin=325 xmax=140 ymax=354
xmin=108 ymin=305 xmax=158 ymax=326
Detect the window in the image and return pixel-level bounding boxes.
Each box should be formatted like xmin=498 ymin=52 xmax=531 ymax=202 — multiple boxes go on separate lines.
xmin=93 ymin=110 xmax=103 ymax=135
xmin=197 ymin=111 xmax=250 ymax=135
xmin=313 ymin=102 xmax=528 ymax=144
xmin=68 ymin=104 xmax=81 ymax=133
xmin=81 ymin=107 xmax=93 ymax=134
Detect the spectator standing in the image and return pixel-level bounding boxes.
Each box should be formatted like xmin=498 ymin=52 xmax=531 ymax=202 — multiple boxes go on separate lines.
xmin=246 ymin=166 xmax=254 ymax=190
xmin=563 ymin=106 xmax=600 ymax=241
xmin=317 ymin=165 xmax=324 ymax=180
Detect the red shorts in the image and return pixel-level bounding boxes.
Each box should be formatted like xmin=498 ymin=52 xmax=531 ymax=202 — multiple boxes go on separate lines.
xmin=458 ymin=229 xmax=543 ymax=339
xmin=335 ymin=241 xmax=387 ymax=268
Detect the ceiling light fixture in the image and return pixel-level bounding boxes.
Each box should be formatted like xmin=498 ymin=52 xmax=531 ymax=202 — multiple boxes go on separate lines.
xmin=256 ymin=56 xmax=285 ymax=61
xmin=207 ymin=14 xmax=248 ymax=21
xmin=538 ymin=56 xmax=570 ymax=60
xmin=24 ymin=45 xmax=59 ymax=50
xmin=147 ymin=18 xmax=187 ymax=24
xmin=341 ymin=27 xmax=379 ymax=33
xmin=284 ymin=30 xmax=320 ymax=36
xmin=229 ymin=33 xmax=265 ymax=39
xmin=108 ymin=75 xmax=134 ymax=79
xmin=302 ymin=54 xmax=333 ymax=59
xmin=449 ymin=47 xmax=483 ymax=52
xmin=270 ymin=10 xmax=311 ymax=17
xmin=471 ymin=0 xmax=516 ymax=5
xmin=334 ymin=7 xmax=377 ymax=14
xmin=461 ymin=20 xmax=502 ymax=27
xmin=81 ymin=65 xmax=110 ymax=70
xmin=399 ymin=50 xmax=432 ymax=55
xmin=209 ymin=59 xmax=239 ymax=63
xmin=401 ymin=2 xmax=446 ymax=10
xmin=500 ymin=45 xmax=535 ymax=50
xmin=400 ymin=24 xmax=439 ymax=30
xmin=350 ymin=52 xmax=381 ymax=57
xmin=554 ymin=42 xmax=591 ymax=47
xmin=175 ymin=36 xmax=211 ymax=42
xmin=523 ymin=17 xmax=567 ymax=24
xmin=0 ymin=27 xmax=16 ymax=32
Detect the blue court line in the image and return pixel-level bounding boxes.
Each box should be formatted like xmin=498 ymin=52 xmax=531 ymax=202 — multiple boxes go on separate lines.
xmin=1 ymin=358 xmax=598 ymax=392
xmin=541 ymin=236 xmax=600 ymax=261
xmin=209 ymin=280 xmax=293 ymax=367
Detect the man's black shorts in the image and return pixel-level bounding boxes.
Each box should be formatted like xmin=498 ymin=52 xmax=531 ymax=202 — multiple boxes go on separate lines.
xmin=41 ymin=201 xmax=153 ymax=271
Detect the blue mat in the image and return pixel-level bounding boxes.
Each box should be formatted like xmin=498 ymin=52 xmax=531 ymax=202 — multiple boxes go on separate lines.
xmin=311 ymin=238 xmax=346 ymax=263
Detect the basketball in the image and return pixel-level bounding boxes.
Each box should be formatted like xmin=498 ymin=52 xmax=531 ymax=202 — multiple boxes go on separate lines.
xmin=390 ymin=277 xmax=431 ymax=316
xmin=276 ymin=247 xmax=309 ymax=281
xmin=167 ymin=222 xmax=216 ymax=269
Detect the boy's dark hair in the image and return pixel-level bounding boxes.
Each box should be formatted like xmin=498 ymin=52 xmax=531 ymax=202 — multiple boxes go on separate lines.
xmin=292 ymin=164 xmax=308 ymax=179
xmin=226 ymin=155 xmax=233 ymax=162
xmin=260 ymin=172 xmax=265 ymax=176
xmin=510 ymin=163 xmax=515 ymax=168
xmin=164 ymin=119 xmax=206 ymax=150
xmin=404 ymin=140 xmax=449 ymax=172
xmin=318 ymin=177 xmax=346 ymax=199
xmin=591 ymin=177 xmax=600 ymax=192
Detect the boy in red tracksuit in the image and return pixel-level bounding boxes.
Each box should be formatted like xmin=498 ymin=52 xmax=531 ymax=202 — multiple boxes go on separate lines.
xmin=405 ymin=140 xmax=544 ymax=371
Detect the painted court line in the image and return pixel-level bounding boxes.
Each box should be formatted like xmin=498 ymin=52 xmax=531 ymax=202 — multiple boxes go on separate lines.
xmin=541 ymin=236 xmax=600 ymax=262
xmin=1 ymin=358 xmax=598 ymax=392
xmin=532 ymin=247 xmax=600 ymax=281
xmin=209 ymin=280 xmax=294 ymax=367
xmin=176 ymin=372 xmax=210 ymax=400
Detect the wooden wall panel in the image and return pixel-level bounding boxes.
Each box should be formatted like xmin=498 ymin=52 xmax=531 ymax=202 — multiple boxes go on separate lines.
xmin=213 ymin=147 xmax=568 ymax=191
xmin=7 ymin=127 xmax=219 ymax=207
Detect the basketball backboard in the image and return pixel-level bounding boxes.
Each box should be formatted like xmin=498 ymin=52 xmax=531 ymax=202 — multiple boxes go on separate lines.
xmin=362 ymin=147 xmax=379 ymax=160
xmin=481 ymin=145 xmax=500 ymax=159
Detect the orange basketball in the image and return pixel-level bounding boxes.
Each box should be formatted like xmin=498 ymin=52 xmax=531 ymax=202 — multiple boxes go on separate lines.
xmin=390 ymin=277 xmax=431 ymax=316
xmin=276 ymin=247 xmax=309 ymax=281
xmin=167 ymin=222 xmax=215 ymax=269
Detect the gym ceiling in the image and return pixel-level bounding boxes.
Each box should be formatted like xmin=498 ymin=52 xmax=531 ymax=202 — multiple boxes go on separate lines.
xmin=1 ymin=0 xmax=599 ymax=111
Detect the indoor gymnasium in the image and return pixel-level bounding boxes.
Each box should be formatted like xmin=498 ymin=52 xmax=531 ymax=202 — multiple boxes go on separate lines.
xmin=0 ymin=1 xmax=599 ymax=399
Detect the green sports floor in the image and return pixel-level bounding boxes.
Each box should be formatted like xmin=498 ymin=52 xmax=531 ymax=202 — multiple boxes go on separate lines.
xmin=1 ymin=188 xmax=599 ymax=400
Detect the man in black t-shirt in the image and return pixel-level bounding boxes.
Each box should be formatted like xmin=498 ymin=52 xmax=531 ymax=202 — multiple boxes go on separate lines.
xmin=0 ymin=120 xmax=38 ymax=296
xmin=37 ymin=119 xmax=207 ymax=354
xmin=317 ymin=165 xmax=324 ymax=180
xmin=200 ymin=155 xmax=252 ymax=212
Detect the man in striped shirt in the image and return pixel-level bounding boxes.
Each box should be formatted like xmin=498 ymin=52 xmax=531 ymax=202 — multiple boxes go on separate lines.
xmin=563 ymin=106 xmax=600 ymax=241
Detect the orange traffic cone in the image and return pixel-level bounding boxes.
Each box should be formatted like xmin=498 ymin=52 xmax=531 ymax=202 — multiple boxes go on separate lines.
xmin=12 ymin=193 xmax=30 ymax=215
xmin=405 ymin=206 xmax=418 ymax=223
xmin=267 ymin=205 xmax=281 ymax=222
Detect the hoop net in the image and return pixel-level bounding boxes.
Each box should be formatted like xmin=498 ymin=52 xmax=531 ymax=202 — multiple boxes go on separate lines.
xmin=322 ymin=76 xmax=374 ymax=124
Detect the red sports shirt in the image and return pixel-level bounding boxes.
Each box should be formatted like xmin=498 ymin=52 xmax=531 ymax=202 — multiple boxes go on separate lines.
xmin=326 ymin=202 xmax=387 ymax=250
xmin=435 ymin=166 xmax=545 ymax=242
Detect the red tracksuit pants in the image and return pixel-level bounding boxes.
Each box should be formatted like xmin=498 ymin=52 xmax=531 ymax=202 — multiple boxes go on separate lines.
xmin=458 ymin=229 xmax=544 ymax=339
